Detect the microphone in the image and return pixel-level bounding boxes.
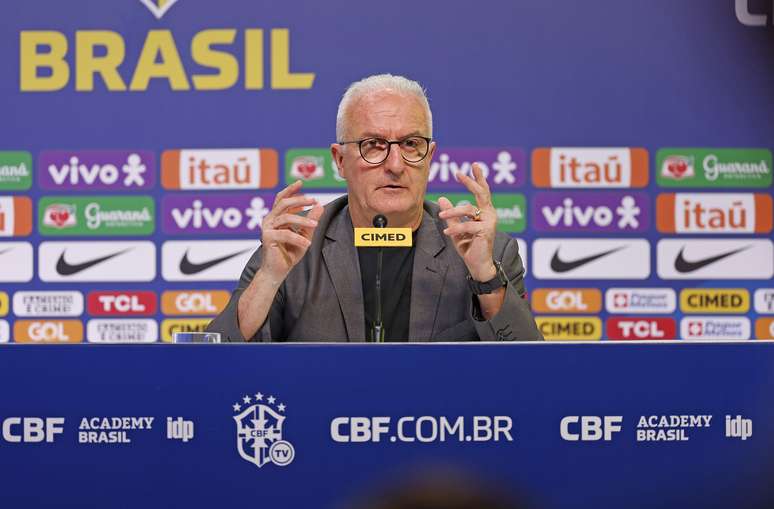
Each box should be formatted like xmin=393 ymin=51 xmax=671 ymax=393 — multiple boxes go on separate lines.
xmin=371 ymin=214 xmax=387 ymax=343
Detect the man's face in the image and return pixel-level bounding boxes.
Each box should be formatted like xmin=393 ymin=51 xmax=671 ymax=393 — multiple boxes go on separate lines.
xmin=331 ymin=90 xmax=435 ymax=228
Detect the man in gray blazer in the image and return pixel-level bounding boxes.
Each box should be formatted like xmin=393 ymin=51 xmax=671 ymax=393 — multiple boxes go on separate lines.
xmin=207 ymin=74 xmax=542 ymax=342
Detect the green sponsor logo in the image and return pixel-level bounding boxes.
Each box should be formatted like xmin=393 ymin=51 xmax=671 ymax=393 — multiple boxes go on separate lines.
xmin=657 ymin=148 xmax=772 ymax=187
xmin=426 ymin=192 xmax=526 ymax=233
xmin=0 ymin=151 xmax=32 ymax=190
xmin=285 ymin=148 xmax=347 ymax=188
xmin=38 ymin=196 xmax=155 ymax=236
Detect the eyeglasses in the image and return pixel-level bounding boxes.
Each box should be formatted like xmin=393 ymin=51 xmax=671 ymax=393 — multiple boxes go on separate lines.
xmin=338 ymin=136 xmax=432 ymax=165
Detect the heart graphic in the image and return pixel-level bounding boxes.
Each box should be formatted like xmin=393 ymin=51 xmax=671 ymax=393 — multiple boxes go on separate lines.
xmin=138 ymin=0 xmax=179 ymax=19
xmin=50 ymin=209 xmax=70 ymax=227
xmin=296 ymin=162 xmax=317 ymax=179
xmin=668 ymin=160 xmax=687 ymax=177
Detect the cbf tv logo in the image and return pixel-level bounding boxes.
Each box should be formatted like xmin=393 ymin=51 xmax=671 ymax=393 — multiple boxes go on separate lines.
xmin=232 ymin=391 xmax=295 ymax=468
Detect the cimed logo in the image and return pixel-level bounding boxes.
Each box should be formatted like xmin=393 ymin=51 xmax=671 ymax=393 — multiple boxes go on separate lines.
xmin=232 ymin=391 xmax=295 ymax=468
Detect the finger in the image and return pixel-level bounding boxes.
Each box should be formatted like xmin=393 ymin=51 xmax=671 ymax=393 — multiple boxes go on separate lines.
xmin=457 ymin=170 xmax=491 ymax=208
xmin=264 ymin=229 xmax=312 ymax=250
xmin=472 ymin=162 xmax=491 ymax=192
xmin=438 ymin=203 xmax=480 ymax=221
xmin=270 ymin=213 xmax=319 ymax=230
xmin=443 ymin=220 xmax=488 ymax=237
xmin=269 ymin=195 xmax=318 ymax=218
xmin=438 ymin=197 xmax=462 ymax=226
xmin=274 ymin=180 xmax=304 ymax=202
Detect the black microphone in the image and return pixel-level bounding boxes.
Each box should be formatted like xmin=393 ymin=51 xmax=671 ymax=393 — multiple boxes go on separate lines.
xmin=371 ymin=214 xmax=387 ymax=342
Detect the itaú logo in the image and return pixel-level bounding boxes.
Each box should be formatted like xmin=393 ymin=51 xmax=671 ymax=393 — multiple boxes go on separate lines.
xmin=19 ymin=28 xmax=315 ymax=92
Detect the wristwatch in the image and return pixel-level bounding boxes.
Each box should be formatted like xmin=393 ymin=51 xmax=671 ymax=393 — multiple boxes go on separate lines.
xmin=466 ymin=260 xmax=509 ymax=295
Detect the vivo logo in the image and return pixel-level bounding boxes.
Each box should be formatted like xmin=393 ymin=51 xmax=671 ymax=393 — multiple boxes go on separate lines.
xmin=533 ymin=192 xmax=649 ymax=232
xmin=162 ymin=194 xmax=271 ymax=234
xmin=39 ymin=151 xmax=154 ymax=190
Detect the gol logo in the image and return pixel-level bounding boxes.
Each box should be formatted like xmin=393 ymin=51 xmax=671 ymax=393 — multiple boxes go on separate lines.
xmin=162 ymin=149 xmax=278 ymax=190
xmin=162 ymin=290 xmax=230 ymax=315
xmin=0 ymin=291 xmax=8 ymax=316
xmin=14 ymin=320 xmax=83 ymax=343
xmin=531 ymin=289 xmax=601 ymax=314
xmin=535 ymin=317 xmax=602 ymax=341
xmin=756 ymin=318 xmax=774 ymax=339
xmin=161 ymin=318 xmax=212 ymax=342
xmin=606 ymin=318 xmax=676 ymax=340
xmin=87 ymin=291 xmax=157 ymax=316
xmin=680 ymin=289 xmax=749 ymax=314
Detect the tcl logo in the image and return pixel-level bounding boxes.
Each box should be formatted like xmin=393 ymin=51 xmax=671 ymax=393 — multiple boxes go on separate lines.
xmin=14 ymin=320 xmax=83 ymax=343
xmin=2 ymin=417 xmax=64 ymax=443
xmin=161 ymin=290 xmax=230 ymax=315
xmin=560 ymin=416 xmax=623 ymax=441
xmin=606 ymin=318 xmax=676 ymax=340
xmin=87 ymin=291 xmax=157 ymax=316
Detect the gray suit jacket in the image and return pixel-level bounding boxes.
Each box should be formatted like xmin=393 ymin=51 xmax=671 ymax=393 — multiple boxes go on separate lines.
xmin=206 ymin=196 xmax=542 ymax=342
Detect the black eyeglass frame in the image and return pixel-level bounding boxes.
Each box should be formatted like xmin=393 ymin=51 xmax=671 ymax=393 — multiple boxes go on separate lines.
xmin=337 ymin=136 xmax=433 ymax=165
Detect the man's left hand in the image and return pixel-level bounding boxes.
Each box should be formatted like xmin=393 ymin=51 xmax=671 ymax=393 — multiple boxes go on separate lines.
xmin=438 ymin=162 xmax=497 ymax=282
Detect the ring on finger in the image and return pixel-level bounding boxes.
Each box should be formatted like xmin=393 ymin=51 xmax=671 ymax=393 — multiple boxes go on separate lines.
xmin=472 ymin=207 xmax=482 ymax=221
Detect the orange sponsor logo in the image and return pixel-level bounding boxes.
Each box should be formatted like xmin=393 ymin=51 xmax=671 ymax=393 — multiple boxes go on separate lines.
xmin=531 ymin=289 xmax=601 ymax=313
xmin=0 ymin=196 xmax=33 ymax=236
xmin=657 ymin=193 xmax=773 ymax=234
xmin=532 ymin=147 xmax=648 ymax=188
xmin=161 ymin=290 xmax=230 ymax=315
xmin=14 ymin=320 xmax=83 ymax=343
xmin=161 ymin=149 xmax=278 ymax=190
xmin=756 ymin=318 xmax=774 ymax=339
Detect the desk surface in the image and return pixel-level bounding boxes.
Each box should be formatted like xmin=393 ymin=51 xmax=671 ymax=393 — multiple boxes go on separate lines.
xmin=0 ymin=343 xmax=772 ymax=509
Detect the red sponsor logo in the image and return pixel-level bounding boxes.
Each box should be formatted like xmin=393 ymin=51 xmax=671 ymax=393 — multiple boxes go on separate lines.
xmin=87 ymin=291 xmax=157 ymax=316
xmin=606 ymin=318 xmax=676 ymax=340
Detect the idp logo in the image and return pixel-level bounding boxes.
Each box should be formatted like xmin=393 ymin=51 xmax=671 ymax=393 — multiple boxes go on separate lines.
xmin=38 ymin=151 xmax=154 ymax=191
xmin=162 ymin=290 xmax=230 ymax=315
xmin=14 ymin=320 xmax=84 ymax=343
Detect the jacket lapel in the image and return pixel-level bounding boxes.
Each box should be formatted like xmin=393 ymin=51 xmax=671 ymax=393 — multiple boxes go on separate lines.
xmin=321 ymin=208 xmax=366 ymax=341
xmin=408 ymin=209 xmax=448 ymax=341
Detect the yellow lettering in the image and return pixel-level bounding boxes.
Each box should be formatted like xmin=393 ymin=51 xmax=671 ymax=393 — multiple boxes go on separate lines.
xmin=76 ymin=31 xmax=127 ymax=91
xmin=244 ymin=29 xmax=264 ymax=90
xmin=270 ymin=29 xmax=314 ymax=89
xmin=130 ymin=30 xmax=190 ymax=91
xmin=19 ymin=31 xmax=69 ymax=92
xmin=191 ymin=29 xmax=238 ymax=90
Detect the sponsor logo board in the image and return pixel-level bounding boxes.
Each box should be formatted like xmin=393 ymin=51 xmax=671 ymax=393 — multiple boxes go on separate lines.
xmin=38 ymin=150 xmax=154 ymax=191
xmin=14 ymin=320 xmax=84 ymax=343
xmin=636 ymin=414 xmax=712 ymax=442
xmin=427 ymin=148 xmax=526 ymax=190
xmin=605 ymin=288 xmax=676 ymax=314
xmin=0 ymin=292 xmax=7 ymax=316
xmin=13 ymin=291 xmax=84 ymax=317
xmin=162 ymin=193 xmax=272 ymax=235
xmin=0 ymin=320 xmax=8 ymax=342
xmin=681 ymin=317 xmax=751 ymax=340
xmin=0 ymin=151 xmax=33 ymax=190
xmin=560 ymin=416 xmax=623 ymax=441
xmin=0 ymin=196 xmax=33 ymax=236
xmin=38 ymin=196 xmax=155 ymax=236
xmin=532 ymin=239 xmax=650 ymax=280
xmin=606 ymin=318 xmax=676 ymax=340
xmin=162 ymin=149 xmax=278 ymax=190
xmin=87 ymin=319 xmax=158 ymax=343
xmin=532 ymin=147 xmax=648 ymax=188
xmin=39 ymin=241 xmax=156 ymax=282
xmin=532 ymin=191 xmax=649 ymax=232
xmin=285 ymin=148 xmax=346 ymax=188
xmin=680 ymin=289 xmax=749 ymax=314
xmin=162 ymin=240 xmax=259 ymax=281
xmin=87 ymin=291 xmax=157 ymax=316
xmin=755 ymin=318 xmax=774 ymax=339
xmin=656 ymin=193 xmax=772 ymax=234
xmin=657 ymin=239 xmax=773 ymax=280
xmin=535 ymin=317 xmax=602 ymax=340
xmin=162 ymin=290 xmax=230 ymax=315
xmin=531 ymin=288 xmax=602 ymax=314
xmin=0 ymin=242 xmax=34 ymax=282
xmin=657 ymin=148 xmax=772 ymax=188
xmin=427 ymin=193 xmax=526 ymax=233
xmin=232 ymin=390 xmax=295 ymax=468
xmin=754 ymin=289 xmax=774 ymax=314
xmin=161 ymin=318 xmax=212 ymax=342
xmin=167 ymin=417 xmax=195 ymax=443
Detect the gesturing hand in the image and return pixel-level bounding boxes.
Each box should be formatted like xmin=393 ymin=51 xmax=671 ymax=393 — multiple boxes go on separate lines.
xmin=260 ymin=180 xmax=324 ymax=281
xmin=438 ymin=162 xmax=498 ymax=282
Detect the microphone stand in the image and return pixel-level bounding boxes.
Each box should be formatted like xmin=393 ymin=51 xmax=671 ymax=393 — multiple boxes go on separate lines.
xmin=371 ymin=214 xmax=387 ymax=342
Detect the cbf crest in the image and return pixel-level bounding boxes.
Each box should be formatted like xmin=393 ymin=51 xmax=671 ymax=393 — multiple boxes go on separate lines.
xmin=232 ymin=391 xmax=295 ymax=468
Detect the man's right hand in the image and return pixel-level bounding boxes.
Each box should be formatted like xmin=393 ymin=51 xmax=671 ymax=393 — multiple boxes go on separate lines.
xmin=260 ymin=180 xmax=324 ymax=281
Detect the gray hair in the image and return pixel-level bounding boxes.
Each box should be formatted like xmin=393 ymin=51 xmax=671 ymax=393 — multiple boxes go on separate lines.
xmin=336 ymin=74 xmax=433 ymax=141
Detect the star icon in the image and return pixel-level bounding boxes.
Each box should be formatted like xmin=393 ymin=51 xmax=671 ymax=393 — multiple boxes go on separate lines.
xmin=233 ymin=403 xmax=242 ymax=412
xmin=268 ymin=395 xmax=276 ymax=404
xmin=242 ymin=395 xmax=252 ymax=404
xmin=254 ymin=392 xmax=264 ymax=401
xmin=278 ymin=403 xmax=286 ymax=412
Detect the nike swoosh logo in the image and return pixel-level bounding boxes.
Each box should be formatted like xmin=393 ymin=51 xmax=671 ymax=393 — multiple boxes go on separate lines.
xmin=56 ymin=248 xmax=132 ymax=276
xmin=179 ymin=248 xmax=251 ymax=275
xmin=550 ymin=246 xmax=626 ymax=273
xmin=674 ymin=246 xmax=750 ymax=273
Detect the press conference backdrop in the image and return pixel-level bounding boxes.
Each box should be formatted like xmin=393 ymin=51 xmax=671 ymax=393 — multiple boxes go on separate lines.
xmin=0 ymin=0 xmax=773 ymax=342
